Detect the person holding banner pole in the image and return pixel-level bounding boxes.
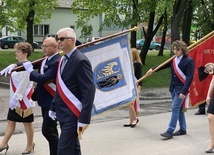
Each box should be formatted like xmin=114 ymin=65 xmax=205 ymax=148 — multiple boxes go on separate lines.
xmin=0 ymin=42 xmax=35 ymax=154
xmin=22 ymin=37 xmax=61 ymax=155
xmin=124 ymin=48 xmax=142 ymax=128
xmin=147 ymin=40 xmax=194 ymax=139
xmin=49 ymin=27 xmax=95 ymax=155
xmin=204 ymin=63 xmax=214 ymax=153
xmin=0 ymin=37 xmax=60 ymax=155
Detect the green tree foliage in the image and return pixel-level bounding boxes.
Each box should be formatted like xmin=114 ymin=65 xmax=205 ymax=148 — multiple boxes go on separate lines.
xmin=0 ymin=0 xmax=12 ymax=30
xmin=194 ymin=0 xmax=214 ymax=36
xmin=72 ymin=0 xmax=212 ymax=64
xmin=72 ymin=0 xmax=174 ymax=64
xmin=72 ymin=0 xmax=142 ymax=37
xmin=1 ymin=0 xmax=58 ymax=45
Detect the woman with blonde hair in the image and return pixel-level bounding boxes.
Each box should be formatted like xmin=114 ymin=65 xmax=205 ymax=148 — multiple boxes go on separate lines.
xmin=124 ymin=48 xmax=142 ymax=128
xmin=0 ymin=42 xmax=35 ymax=154
xmin=204 ymin=63 xmax=214 ymax=153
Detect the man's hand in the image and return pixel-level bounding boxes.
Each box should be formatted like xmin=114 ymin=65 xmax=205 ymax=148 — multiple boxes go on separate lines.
xmin=77 ymin=122 xmax=89 ymax=140
xmin=9 ymin=98 xmax=17 ymax=110
xmin=23 ymin=61 xmax=33 ymax=73
xmin=48 ymin=110 xmax=57 ymax=120
xmin=0 ymin=64 xmax=16 ymax=77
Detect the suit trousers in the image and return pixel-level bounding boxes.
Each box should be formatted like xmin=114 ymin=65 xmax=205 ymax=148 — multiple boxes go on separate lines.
xmin=41 ymin=107 xmax=59 ymax=155
xmin=58 ymin=121 xmax=81 ymax=155
xmin=167 ymin=89 xmax=186 ymax=132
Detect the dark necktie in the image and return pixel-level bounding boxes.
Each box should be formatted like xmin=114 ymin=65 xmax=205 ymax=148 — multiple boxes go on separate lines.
xmin=43 ymin=58 xmax=49 ymax=72
xmin=61 ymin=55 xmax=68 ymax=73
xmin=45 ymin=58 xmax=49 ymax=65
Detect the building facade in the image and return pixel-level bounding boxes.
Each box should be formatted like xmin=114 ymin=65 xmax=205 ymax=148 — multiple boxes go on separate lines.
xmin=1 ymin=0 xmax=122 ymax=44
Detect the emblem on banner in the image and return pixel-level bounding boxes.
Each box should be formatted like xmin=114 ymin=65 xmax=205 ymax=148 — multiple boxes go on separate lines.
xmin=94 ymin=57 xmax=126 ymax=91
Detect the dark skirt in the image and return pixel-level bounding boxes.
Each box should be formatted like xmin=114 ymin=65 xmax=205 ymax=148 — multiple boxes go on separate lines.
xmin=7 ymin=109 xmax=34 ymax=122
xmin=207 ymin=97 xmax=214 ymax=114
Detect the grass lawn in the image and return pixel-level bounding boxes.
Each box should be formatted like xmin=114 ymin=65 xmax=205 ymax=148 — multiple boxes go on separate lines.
xmin=0 ymin=50 xmax=44 ymax=82
xmin=0 ymin=49 xmax=171 ymax=88
xmin=142 ymin=50 xmax=171 ymax=88
xmin=0 ymin=49 xmax=44 ymax=69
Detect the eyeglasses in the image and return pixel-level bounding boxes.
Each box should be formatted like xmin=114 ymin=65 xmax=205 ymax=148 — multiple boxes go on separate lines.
xmin=57 ymin=37 xmax=73 ymax=42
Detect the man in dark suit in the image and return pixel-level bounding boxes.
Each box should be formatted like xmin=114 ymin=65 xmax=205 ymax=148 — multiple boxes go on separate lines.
xmin=23 ymin=37 xmax=60 ymax=155
xmin=49 ymin=28 xmax=95 ymax=155
xmin=147 ymin=40 xmax=194 ymax=139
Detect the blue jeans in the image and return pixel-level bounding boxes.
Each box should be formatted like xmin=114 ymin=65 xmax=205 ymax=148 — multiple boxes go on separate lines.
xmin=167 ymin=89 xmax=186 ymax=133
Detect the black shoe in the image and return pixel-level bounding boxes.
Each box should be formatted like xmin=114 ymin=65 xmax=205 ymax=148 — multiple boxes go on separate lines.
xmin=160 ymin=131 xmax=173 ymax=139
xmin=173 ymin=129 xmax=186 ymax=136
xmin=131 ymin=119 xmax=139 ymax=128
xmin=195 ymin=111 xmax=205 ymax=115
xmin=123 ymin=124 xmax=131 ymax=127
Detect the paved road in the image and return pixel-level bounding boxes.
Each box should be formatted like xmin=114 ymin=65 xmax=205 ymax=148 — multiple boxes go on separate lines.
xmin=0 ymin=86 xmax=173 ymax=136
xmin=0 ymin=86 xmax=210 ymax=155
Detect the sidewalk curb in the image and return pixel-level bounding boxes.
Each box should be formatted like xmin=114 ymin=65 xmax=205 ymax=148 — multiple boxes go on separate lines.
xmin=0 ymin=81 xmax=10 ymax=88
xmin=0 ymin=81 xmax=172 ymax=100
xmin=140 ymin=96 xmax=171 ymax=100
xmin=0 ymin=82 xmax=172 ymax=100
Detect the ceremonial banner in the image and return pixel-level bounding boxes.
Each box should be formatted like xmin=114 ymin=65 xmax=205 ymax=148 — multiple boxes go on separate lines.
xmin=188 ymin=35 xmax=214 ymax=107
xmin=81 ymin=34 xmax=138 ymax=117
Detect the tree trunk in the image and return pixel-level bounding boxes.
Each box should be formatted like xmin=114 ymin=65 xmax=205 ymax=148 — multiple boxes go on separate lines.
xmin=26 ymin=0 xmax=35 ymax=49
xmin=158 ymin=9 xmax=168 ymax=56
xmin=130 ymin=0 xmax=139 ymax=48
xmin=140 ymin=12 xmax=164 ymax=64
xmin=182 ymin=0 xmax=193 ymax=46
xmin=140 ymin=12 xmax=154 ymax=65
xmin=171 ymin=0 xmax=189 ymax=43
xmin=171 ymin=0 xmax=189 ymax=56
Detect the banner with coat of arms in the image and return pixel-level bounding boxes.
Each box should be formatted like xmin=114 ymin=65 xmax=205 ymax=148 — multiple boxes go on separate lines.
xmin=81 ymin=34 xmax=138 ymax=117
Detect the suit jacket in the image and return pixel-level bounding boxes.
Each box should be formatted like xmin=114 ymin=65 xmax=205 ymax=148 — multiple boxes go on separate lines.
xmin=154 ymin=55 xmax=194 ymax=95
xmin=30 ymin=53 xmax=61 ymax=107
xmin=54 ymin=49 xmax=95 ymax=124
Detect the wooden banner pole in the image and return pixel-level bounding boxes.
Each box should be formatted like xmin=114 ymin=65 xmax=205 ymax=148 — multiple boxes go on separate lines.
xmin=136 ymin=30 xmax=214 ymax=84
xmin=13 ymin=27 xmax=138 ymax=71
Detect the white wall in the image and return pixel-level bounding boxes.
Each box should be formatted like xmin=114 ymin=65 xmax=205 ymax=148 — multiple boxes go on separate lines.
xmin=20 ymin=8 xmax=101 ymax=44
xmin=3 ymin=7 xmax=122 ymax=44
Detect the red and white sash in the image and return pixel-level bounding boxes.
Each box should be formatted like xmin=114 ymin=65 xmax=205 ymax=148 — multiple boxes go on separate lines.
xmin=172 ymin=58 xmax=186 ymax=83
xmin=10 ymin=72 xmax=34 ymax=110
xmin=172 ymin=58 xmax=189 ymax=109
xmin=56 ymin=57 xmax=82 ymax=118
xmin=40 ymin=58 xmax=56 ymax=97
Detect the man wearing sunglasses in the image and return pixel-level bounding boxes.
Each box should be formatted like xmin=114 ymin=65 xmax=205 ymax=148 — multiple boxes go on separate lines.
xmin=49 ymin=28 xmax=95 ymax=155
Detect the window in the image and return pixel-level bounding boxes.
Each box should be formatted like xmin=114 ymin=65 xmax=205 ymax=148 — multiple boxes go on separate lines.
xmin=16 ymin=37 xmax=25 ymax=42
xmin=6 ymin=37 xmax=12 ymax=41
xmin=34 ymin=25 xmax=49 ymax=36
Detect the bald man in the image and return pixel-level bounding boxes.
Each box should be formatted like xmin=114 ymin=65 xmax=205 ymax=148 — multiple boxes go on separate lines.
xmin=23 ymin=37 xmax=61 ymax=155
